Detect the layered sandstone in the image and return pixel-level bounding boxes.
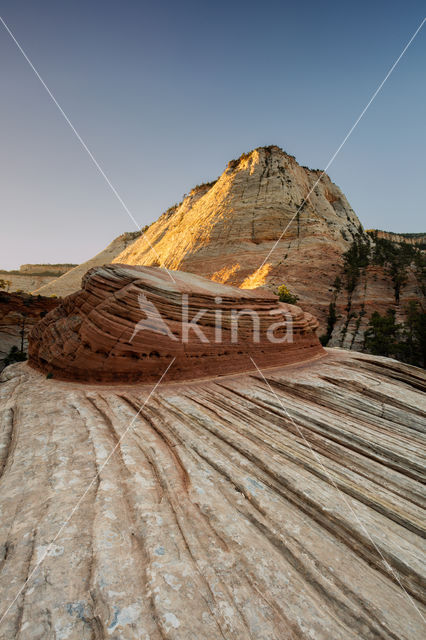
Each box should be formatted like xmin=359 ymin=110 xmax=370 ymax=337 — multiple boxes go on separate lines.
xmin=370 ymin=230 xmax=426 ymax=246
xmin=29 ymin=264 xmax=322 ymax=383
xmin=19 ymin=264 xmax=76 ymax=276
xmin=114 ymin=147 xmax=361 ymax=298
xmin=112 ymin=146 xmax=424 ymax=349
xmin=30 ymin=146 xmax=424 ymax=350
xmin=0 ymin=350 xmax=425 ymax=639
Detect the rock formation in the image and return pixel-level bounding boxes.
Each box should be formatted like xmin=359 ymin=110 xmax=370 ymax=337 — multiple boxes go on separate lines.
xmin=328 ymin=262 xmax=423 ymax=352
xmin=115 ymin=146 xmax=361 ymax=301
xmin=0 ymin=264 xmax=76 ymax=294
xmin=29 ymin=264 xmax=322 ymax=383
xmin=0 ymin=292 xmax=59 ymax=365
xmin=0 ymin=349 xmax=425 ymax=638
xmin=19 ymin=264 xmax=76 ymax=276
xmin=369 ymin=230 xmax=426 ymax=247
xmin=34 ymin=231 xmax=142 ymax=298
xmin=29 ymin=146 xmax=424 ymax=354
xmin=113 ymin=146 xmax=424 ymax=352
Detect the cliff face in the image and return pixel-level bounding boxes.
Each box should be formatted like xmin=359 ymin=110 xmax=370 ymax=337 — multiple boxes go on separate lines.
xmin=18 ymin=264 xmax=76 ymax=275
xmin=328 ymin=263 xmax=424 ymax=351
xmin=0 ymin=351 xmax=425 ymax=638
xmin=370 ymin=230 xmax=426 ymax=247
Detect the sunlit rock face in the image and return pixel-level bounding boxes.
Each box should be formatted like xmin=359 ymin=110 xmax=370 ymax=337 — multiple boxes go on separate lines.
xmin=0 ymin=351 xmax=425 ymax=638
xmin=114 ymin=146 xmax=361 ymax=278
xmin=112 ymin=146 xmax=424 ymax=346
xmin=112 ymin=146 xmax=365 ymax=331
xmin=28 ymin=264 xmax=323 ymax=383
xmin=33 ymin=146 xmax=424 ymax=345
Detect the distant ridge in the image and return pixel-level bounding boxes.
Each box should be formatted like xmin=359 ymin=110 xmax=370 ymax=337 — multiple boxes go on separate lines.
xmin=367 ymin=229 xmax=426 ymax=247
xmin=34 ymin=231 xmax=141 ymax=297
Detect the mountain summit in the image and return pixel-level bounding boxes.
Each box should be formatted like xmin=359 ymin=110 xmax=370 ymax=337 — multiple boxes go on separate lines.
xmin=33 ymin=145 xmax=423 ymax=355
xmin=115 ymin=145 xmax=362 ymax=291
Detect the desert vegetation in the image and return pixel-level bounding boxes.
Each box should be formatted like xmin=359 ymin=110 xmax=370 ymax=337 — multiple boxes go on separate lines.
xmin=277 ymin=284 xmax=299 ymax=304
xmin=327 ymin=233 xmax=426 ymax=365
xmin=341 ymin=231 xmax=424 ymax=304
xmin=363 ymin=301 xmax=425 ymax=368
xmin=371 ymin=232 xmax=424 ymax=299
xmin=3 ymin=345 xmax=27 ymax=367
xmin=191 ymin=178 xmax=218 ymax=193
xmin=319 ymin=276 xmax=341 ymax=346
xmin=0 ymin=278 xmax=11 ymax=291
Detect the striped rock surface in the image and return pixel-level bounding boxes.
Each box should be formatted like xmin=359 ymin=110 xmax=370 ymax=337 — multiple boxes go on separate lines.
xmin=28 ymin=265 xmax=322 ymax=383
xmin=0 ymin=349 xmax=425 ymax=639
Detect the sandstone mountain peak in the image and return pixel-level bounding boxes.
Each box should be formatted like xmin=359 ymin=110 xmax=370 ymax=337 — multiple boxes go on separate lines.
xmin=114 ymin=144 xmax=362 ymax=281
xmin=226 ymin=145 xmax=292 ymax=169
xmin=19 ymin=145 xmax=424 ymax=364
xmin=110 ymin=144 xmax=365 ymax=341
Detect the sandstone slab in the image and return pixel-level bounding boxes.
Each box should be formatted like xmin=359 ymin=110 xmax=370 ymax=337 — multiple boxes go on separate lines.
xmin=0 ymin=350 xmax=425 ymax=638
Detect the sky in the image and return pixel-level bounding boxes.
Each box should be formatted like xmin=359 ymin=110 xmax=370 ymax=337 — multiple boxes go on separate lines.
xmin=0 ymin=0 xmax=425 ymax=270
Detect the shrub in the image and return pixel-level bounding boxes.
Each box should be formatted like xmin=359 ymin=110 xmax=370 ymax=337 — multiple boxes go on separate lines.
xmin=333 ymin=275 xmax=342 ymax=291
xmin=363 ymin=304 xmax=425 ymax=367
xmin=400 ymin=301 xmax=426 ymax=368
xmin=364 ymin=309 xmax=400 ymax=358
xmin=277 ymin=284 xmax=299 ymax=304
xmin=0 ymin=279 xmax=11 ymax=291
xmin=3 ymin=345 xmax=27 ymax=367
xmin=319 ymin=302 xmax=337 ymax=346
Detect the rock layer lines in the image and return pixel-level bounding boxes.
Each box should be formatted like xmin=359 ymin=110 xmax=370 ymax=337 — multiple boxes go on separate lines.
xmin=28 ymin=264 xmax=323 ymax=383
xmin=0 ymin=351 xmax=425 ymax=638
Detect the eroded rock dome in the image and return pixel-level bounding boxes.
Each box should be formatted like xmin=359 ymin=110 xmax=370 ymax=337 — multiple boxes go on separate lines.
xmin=29 ymin=264 xmax=323 ymax=383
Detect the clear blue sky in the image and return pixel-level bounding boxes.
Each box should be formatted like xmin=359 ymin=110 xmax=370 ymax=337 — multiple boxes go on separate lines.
xmin=1 ymin=0 xmax=425 ymax=269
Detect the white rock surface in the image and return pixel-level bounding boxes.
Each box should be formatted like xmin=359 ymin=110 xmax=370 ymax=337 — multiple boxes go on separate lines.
xmin=0 ymin=349 xmax=425 ymax=639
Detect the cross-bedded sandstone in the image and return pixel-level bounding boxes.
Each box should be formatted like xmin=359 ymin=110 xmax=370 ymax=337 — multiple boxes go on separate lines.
xmin=28 ymin=264 xmax=323 ymax=383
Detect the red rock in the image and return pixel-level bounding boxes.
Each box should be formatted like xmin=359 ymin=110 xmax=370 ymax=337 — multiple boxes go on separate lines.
xmin=28 ymin=264 xmax=324 ymax=383
xmin=0 ymin=291 xmax=59 ymax=364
